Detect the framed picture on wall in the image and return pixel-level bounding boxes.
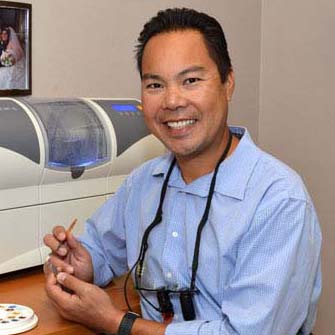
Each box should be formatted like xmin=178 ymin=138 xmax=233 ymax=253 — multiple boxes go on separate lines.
xmin=0 ymin=1 xmax=31 ymax=96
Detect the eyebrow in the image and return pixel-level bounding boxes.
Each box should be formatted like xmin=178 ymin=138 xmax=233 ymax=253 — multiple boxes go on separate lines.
xmin=178 ymin=65 xmax=206 ymax=77
xmin=142 ymin=65 xmax=206 ymax=82
xmin=141 ymin=73 xmax=162 ymax=81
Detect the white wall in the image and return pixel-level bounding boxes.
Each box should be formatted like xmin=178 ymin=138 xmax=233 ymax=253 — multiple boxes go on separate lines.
xmin=27 ymin=0 xmax=261 ymax=137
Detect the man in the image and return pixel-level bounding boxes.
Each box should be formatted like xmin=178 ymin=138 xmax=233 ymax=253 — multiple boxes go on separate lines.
xmin=44 ymin=8 xmax=321 ymax=335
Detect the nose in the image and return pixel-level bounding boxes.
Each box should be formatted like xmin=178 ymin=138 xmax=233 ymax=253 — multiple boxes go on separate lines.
xmin=162 ymin=85 xmax=187 ymax=111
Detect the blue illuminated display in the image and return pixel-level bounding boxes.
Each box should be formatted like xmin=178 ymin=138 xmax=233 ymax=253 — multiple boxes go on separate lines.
xmin=111 ymin=104 xmax=137 ymax=112
xmin=48 ymin=157 xmax=107 ymax=168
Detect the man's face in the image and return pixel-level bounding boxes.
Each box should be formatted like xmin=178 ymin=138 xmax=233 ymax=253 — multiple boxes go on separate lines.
xmin=141 ymin=29 xmax=234 ymax=160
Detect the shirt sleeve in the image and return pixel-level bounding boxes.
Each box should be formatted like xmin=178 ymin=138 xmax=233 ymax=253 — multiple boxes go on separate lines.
xmin=166 ymin=194 xmax=322 ymax=335
xmin=79 ymin=180 xmax=130 ymax=287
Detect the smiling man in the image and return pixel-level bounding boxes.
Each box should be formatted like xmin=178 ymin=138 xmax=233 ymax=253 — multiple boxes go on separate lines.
xmin=140 ymin=29 xmax=238 ymax=183
xmin=44 ymin=8 xmax=321 ymax=335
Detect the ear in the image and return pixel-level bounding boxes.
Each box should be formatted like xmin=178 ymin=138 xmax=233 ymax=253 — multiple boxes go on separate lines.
xmin=225 ymin=70 xmax=235 ymax=102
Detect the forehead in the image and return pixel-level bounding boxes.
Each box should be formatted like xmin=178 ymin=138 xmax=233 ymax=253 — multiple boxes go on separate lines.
xmin=142 ymin=29 xmax=216 ymax=75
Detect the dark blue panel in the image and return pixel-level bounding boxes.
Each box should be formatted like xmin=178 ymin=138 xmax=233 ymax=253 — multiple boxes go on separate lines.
xmin=93 ymin=99 xmax=149 ymax=156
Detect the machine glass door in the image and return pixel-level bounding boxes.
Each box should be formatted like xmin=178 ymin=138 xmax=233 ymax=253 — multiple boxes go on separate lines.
xmin=26 ymin=98 xmax=109 ymax=171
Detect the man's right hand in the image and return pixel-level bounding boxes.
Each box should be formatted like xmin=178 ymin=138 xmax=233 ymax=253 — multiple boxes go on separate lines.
xmin=43 ymin=225 xmax=94 ymax=283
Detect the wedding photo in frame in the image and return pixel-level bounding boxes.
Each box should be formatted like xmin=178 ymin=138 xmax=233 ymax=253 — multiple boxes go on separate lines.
xmin=0 ymin=1 xmax=31 ymax=96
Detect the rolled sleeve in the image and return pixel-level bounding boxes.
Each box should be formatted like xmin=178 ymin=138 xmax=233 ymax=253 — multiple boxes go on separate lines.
xmin=79 ymin=182 xmax=130 ymax=287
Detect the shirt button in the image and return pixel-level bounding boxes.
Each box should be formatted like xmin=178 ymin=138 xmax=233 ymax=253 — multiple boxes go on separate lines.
xmin=172 ymin=231 xmax=178 ymax=237
xmin=166 ymin=272 xmax=172 ymax=278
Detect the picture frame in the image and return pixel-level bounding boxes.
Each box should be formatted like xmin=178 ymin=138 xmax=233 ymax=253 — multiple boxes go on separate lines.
xmin=0 ymin=1 xmax=31 ymax=96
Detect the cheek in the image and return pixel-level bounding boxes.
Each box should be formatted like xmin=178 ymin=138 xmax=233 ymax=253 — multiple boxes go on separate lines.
xmin=142 ymin=108 xmax=160 ymax=134
xmin=142 ymin=95 xmax=162 ymax=120
xmin=201 ymin=88 xmax=227 ymax=112
xmin=142 ymin=107 xmax=156 ymax=125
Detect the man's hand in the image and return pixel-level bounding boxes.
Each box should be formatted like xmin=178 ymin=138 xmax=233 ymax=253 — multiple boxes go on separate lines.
xmin=45 ymin=271 xmax=125 ymax=333
xmin=43 ymin=225 xmax=93 ymax=283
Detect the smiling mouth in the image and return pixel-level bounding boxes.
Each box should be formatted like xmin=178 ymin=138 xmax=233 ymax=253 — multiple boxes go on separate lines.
xmin=166 ymin=119 xmax=196 ymax=129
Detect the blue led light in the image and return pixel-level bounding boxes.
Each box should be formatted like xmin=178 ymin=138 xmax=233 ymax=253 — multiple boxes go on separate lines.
xmin=48 ymin=157 xmax=107 ymax=168
xmin=111 ymin=104 xmax=137 ymax=112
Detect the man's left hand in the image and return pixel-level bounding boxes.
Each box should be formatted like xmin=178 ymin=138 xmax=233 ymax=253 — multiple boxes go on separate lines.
xmin=45 ymin=271 xmax=125 ymax=333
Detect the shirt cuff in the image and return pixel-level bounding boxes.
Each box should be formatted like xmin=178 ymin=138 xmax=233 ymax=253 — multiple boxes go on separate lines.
xmin=79 ymin=237 xmax=114 ymax=287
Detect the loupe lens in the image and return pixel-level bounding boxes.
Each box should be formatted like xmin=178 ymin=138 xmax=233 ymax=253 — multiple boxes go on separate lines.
xmin=180 ymin=291 xmax=195 ymax=321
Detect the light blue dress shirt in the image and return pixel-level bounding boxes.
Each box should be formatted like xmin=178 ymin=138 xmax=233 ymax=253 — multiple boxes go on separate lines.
xmin=80 ymin=127 xmax=321 ymax=335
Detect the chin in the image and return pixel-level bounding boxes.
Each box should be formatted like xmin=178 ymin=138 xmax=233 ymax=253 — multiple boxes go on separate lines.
xmin=169 ymin=146 xmax=200 ymax=158
xmin=161 ymin=137 xmax=202 ymax=158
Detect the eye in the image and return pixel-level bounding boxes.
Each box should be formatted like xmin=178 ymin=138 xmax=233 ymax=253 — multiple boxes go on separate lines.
xmin=184 ymin=77 xmax=201 ymax=85
xmin=145 ymin=82 xmax=163 ymax=90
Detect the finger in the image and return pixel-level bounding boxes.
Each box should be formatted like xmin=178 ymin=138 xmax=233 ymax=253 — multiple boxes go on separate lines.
xmin=48 ymin=255 xmax=74 ymax=274
xmin=56 ymin=272 xmax=89 ymax=296
xmin=65 ymin=231 xmax=80 ymax=250
xmin=53 ymin=232 xmax=80 ymax=258
xmin=43 ymin=233 xmax=64 ymax=253
xmin=46 ymin=272 xmax=78 ymax=301
xmin=43 ymin=256 xmax=57 ymax=276
xmin=45 ymin=272 xmax=78 ymax=313
xmin=52 ymin=226 xmax=67 ymax=243
xmin=45 ymin=271 xmax=63 ymax=301
xmin=46 ymin=269 xmax=58 ymax=286
xmin=44 ymin=226 xmax=70 ymax=257
xmin=55 ymin=243 xmax=69 ymax=257
xmin=66 ymin=234 xmax=89 ymax=261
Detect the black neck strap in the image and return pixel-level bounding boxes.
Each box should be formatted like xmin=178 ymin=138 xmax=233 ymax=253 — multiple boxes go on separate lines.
xmin=136 ymin=130 xmax=233 ymax=291
xmin=136 ymin=156 xmax=176 ymax=276
xmin=190 ymin=130 xmax=233 ymax=290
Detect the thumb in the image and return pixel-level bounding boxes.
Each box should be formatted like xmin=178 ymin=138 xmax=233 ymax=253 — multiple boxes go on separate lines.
xmin=56 ymin=272 xmax=87 ymax=295
xmin=66 ymin=231 xmax=80 ymax=250
xmin=66 ymin=233 xmax=90 ymax=261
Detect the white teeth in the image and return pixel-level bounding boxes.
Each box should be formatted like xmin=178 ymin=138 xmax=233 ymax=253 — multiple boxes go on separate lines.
xmin=167 ymin=119 xmax=195 ymax=129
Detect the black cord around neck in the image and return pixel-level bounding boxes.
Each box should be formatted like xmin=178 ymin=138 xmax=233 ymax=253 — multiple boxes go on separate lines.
xmin=190 ymin=130 xmax=233 ymax=290
xmin=125 ymin=157 xmax=176 ymax=312
xmin=136 ymin=157 xmax=176 ymax=278
xmin=125 ymin=130 xmax=233 ymax=310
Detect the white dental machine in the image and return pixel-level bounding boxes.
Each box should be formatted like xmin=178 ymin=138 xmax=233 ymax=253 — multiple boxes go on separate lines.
xmin=0 ymin=97 xmax=164 ymax=274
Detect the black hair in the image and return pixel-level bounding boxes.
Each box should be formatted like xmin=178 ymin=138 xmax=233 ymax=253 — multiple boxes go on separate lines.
xmin=1 ymin=27 xmax=10 ymax=48
xmin=135 ymin=8 xmax=232 ymax=82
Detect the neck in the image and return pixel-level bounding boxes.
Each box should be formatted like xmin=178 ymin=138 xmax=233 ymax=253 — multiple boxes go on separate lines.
xmin=176 ymin=128 xmax=239 ymax=184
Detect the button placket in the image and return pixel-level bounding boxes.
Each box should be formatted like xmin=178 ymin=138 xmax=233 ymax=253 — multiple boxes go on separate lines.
xmin=172 ymin=231 xmax=179 ymax=238
xmin=161 ymin=190 xmax=185 ymax=284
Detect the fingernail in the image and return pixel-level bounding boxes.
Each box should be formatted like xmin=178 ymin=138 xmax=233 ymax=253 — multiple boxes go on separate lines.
xmin=57 ymin=272 xmax=66 ymax=283
xmin=51 ymin=264 xmax=58 ymax=275
xmin=59 ymin=232 xmax=66 ymax=240
xmin=58 ymin=247 xmax=67 ymax=256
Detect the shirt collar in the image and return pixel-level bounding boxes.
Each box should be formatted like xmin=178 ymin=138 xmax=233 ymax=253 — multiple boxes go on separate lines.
xmin=152 ymin=152 xmax=174 ymax=177
xmin=151 ymin=127 xmax=261 ymax=200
